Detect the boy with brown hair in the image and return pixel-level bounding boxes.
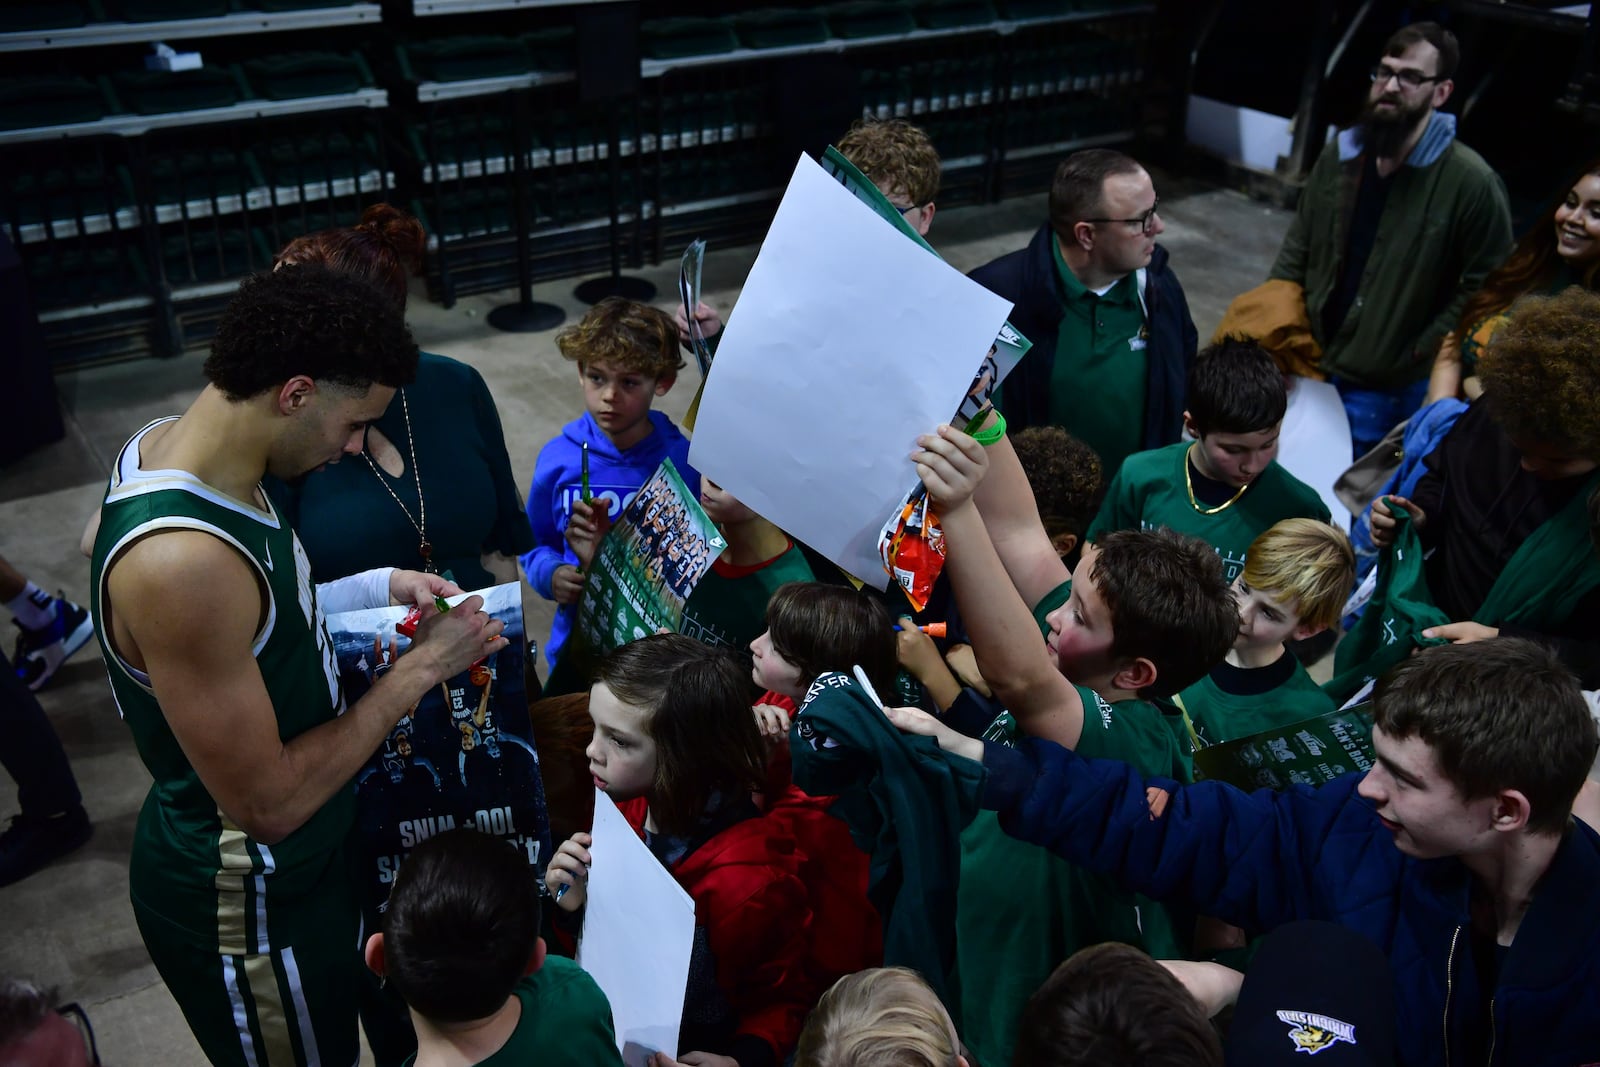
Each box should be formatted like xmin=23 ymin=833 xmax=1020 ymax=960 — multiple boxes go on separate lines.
xmin=675 ymin=118 xmax=942 ymax=342
xmin=1177 ymin=518 xmax=1354 ymax=746
xmin=1088 ymin=336 xmax=1330 ymax=585
xmin=365 ymin=827 xmax=622 ymax=1067
xmin=897 ymin=637 xmax=1600 ymax=1067
xmin=834 ymin=117 xmax=942 ymax=237
xmin=904 ymin=416 xmax=1236 ymax=1067
xmin=1013 ymin=943 xmax=1222 ymax=1067
xmin=520 ymin=297 xmax=699 ymax=670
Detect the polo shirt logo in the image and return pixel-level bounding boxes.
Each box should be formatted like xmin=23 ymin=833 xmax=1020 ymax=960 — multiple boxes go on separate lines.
xmin=1276 ymin=1010 xmax=1357 ymax=1055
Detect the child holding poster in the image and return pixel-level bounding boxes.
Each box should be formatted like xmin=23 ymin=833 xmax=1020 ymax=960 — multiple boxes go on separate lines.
xmin=544 ymin=635 xmax=817 ymax=1067
xmin=521 ymin=299 xmax=700 ymax=671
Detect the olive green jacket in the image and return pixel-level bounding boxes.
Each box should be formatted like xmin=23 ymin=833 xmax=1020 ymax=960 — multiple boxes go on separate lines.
xmin=1269 ymin=113 xmax=1511 ymax=389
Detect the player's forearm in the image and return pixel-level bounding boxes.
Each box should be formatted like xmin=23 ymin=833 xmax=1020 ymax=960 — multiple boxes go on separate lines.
xmin=249 ymin=656 xmax=445 ymax=843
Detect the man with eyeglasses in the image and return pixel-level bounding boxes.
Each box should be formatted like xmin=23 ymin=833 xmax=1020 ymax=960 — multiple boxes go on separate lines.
xmin=1269 ymin=21 xmax=1511 ymax=458
xmin=971 ymin=148 xmax=1197 ymax=477
xmin=0 ymin=980 xmax=97 ymax=1067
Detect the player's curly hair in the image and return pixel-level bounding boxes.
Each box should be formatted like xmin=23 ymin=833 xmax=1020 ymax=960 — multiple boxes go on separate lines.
xmin=1012 ymin=426 xmax=1105 ymax=547
xmin=557 ymin=297 xmax=683 ymax=378
xmin=835 ymin=117 xmax=942 ymax=207
xmin=1477 ymin=287 xmax=1600 ymax=459
xmin=204 ymin=265 xmax=417 ymax=400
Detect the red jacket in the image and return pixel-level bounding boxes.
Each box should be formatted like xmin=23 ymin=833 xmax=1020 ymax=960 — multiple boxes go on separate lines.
xmin=618 ymin=796 xmax=815 ymax=1063
xmin=757 ymin=692 xmax=884 ymax=982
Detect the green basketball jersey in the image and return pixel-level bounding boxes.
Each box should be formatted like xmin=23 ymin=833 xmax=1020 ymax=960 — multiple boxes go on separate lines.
xmin=90 ymin=419 xmax=352 ymax=953
xmin=1087 ymin=442 xmax=1331 ymax=583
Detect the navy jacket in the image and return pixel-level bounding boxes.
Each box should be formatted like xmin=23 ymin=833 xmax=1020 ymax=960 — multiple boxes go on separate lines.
xmin=970 ymin=223 xmax=1198 ymax=446
xmin=984 ymin=740 xmax=1600 ymax=1067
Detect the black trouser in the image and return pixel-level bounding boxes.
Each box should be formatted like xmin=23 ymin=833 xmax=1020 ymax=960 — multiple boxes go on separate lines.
xmin=0 ymin=645 xmax=82 ymax=817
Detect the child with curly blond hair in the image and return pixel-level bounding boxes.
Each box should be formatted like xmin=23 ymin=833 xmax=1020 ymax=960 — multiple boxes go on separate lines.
xmin=520 ymin=297 xmax=699 ymax=670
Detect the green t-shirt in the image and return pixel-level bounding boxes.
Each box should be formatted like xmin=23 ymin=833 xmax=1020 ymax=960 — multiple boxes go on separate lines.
xmin=402 ymin=957 xmax=623 ymax=1067
xmin=954 ymin=683 xmax=1194 ymax=1067
xmin=1047 ymin=237 xmax=1149 ymax=476
xmin=679 ymin=541 xmax=814 ymax=651
xmin=1177 ymin=654 xmax=1337 ymax=748
xmin=1087 ymin=441 xmax=1331 ymax=583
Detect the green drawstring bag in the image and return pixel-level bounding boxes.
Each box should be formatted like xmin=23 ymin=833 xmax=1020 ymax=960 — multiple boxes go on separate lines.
xmin=1327 ymin=475 xmax=1600 ymax=705
xmin=1324 ymin=505 xmax=1448 ymax=706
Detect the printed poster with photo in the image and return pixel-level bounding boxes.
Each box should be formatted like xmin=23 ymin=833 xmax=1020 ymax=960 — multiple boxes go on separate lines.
xmin=570 ymin=458 xmax=726 ymax=668
xmin=818 ymin=144 xmax=1031 ymax=419
xmin=328 ymin=582 xmax=551 ymax=925
xmin=1192 ymin=707 xmax=1376 ymax=792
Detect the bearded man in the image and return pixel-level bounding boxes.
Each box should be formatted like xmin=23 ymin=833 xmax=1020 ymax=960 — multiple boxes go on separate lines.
xmin=1268 ymin=21 xmax=1512 ymax=457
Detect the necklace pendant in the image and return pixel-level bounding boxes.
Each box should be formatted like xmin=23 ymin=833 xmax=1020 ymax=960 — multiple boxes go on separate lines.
xmin=419 ymin=540 xmax=433 ymax=564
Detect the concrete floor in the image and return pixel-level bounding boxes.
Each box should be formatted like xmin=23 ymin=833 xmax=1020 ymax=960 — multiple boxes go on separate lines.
xmin=0 ymin=171 xmax=1290 ymax=1064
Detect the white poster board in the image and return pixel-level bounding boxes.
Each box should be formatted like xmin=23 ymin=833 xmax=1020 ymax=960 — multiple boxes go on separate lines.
xmin=1277 ymin=375 xmax=1354 ymax=529
xmin=576 ymin=790 xmax=696 ymax=1067
xmin=687 ymin=154 xmax=1014 ymax=587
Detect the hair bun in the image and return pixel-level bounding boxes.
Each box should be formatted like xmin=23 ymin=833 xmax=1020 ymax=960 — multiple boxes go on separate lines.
xmin=358 ymin=203 xmax=426 ymax=271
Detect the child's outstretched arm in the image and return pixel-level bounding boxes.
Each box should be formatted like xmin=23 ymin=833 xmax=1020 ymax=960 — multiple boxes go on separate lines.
xmin=915 ymin=426 xmax=1088 ymax=749
xmin=968 ymin=428 xmax=1074 ymax=612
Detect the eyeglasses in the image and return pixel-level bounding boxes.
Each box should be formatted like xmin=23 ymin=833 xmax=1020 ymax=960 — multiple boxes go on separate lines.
xmin=892 ymin=201 xmax=928 ymax=217
xmin=1369 ymin=64 xmax=1443 ymax=90
xmin=1085 ymin=197 xmax=1160 ymax=236
xmin=58 ymin=1002 xmax=102 ymax=1066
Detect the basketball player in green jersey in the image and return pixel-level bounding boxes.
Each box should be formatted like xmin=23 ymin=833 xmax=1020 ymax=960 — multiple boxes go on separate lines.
xmin=89 ymin=265 xmax=507 ymax=1067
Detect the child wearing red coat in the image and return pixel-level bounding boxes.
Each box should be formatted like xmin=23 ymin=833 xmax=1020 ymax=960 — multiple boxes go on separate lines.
xmin=545 ymin=634 xmax=816 ymax=1067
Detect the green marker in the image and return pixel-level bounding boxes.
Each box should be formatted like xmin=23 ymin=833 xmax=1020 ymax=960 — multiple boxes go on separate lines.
xmin=433 ymin=594 xmax=451 ymax=614
xmin=577 ymin=442 xmax=594 ymax=578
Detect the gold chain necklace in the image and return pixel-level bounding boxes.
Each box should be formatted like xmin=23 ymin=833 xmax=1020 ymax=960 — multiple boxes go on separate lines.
xmin=361 ymin=389 xmax=433 ymax=571
xmin=1183 ymin=444 xmax=1250 ymax=515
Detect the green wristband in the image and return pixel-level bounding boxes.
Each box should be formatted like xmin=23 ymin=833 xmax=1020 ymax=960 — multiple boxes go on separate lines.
xmin=967 ymin=410 xmax=1007 ymax=447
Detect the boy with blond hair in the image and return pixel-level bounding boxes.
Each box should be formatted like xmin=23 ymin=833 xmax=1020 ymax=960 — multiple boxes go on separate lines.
xmin=1177 ymin=518 xmax=1355 ymax=746
xmin=521 ymin=297 xmax=698 ymax=670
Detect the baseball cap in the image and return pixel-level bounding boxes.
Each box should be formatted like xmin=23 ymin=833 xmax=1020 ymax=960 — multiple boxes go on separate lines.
xmin=1225 ymin=920 xmax=1396 ymax=1066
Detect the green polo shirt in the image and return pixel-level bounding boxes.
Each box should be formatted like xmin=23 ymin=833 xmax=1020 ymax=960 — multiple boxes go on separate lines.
xmin=1047 ymin=237 xmax=1149 ymax=475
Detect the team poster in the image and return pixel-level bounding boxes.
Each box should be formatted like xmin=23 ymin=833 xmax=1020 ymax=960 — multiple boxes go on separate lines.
xmin=329 ymin=582 xmax=551 ymax=926
xmin=570 ymin=458 xmax=726 ymax=668
xmin=1192 ymin=707 xmax=1376 ymax=792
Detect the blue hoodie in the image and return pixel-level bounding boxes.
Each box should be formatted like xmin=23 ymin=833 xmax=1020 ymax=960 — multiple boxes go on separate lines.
xmin=520 ymin=410 xmax=699 ymax=668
